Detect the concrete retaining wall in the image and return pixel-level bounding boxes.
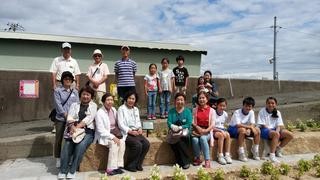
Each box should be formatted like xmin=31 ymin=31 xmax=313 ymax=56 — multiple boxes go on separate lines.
xmin=1 ymin=70 xmax=320 ymax=124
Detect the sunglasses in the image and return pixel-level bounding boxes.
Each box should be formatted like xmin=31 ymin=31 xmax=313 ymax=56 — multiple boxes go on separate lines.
xmin=94 ymin=54 xmax=102 ymax=57
xmin=63 ymin=78 xmax=73 ymax=81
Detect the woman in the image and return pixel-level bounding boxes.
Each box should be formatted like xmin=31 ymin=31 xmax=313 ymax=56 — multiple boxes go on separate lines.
xmin=167 ymin=92 xmax=192 ymax=169
xmin=257 ymin=97 xmax=293 ymax=163
xmin=58 ymin=86 xmax=97 ymax=179
xmin=94 ymin=93 xmax=125 ymax=175
xmin=213 ymin=98 xmax=232 ymax=165
xmin=53 ymin=71 xmax=79 ymax=168
xmin=203 ymin=70 xmax=219 ymax=107
xmin=117 ymin=91 xmax=150 ymax=172
xmin=192 ymin=91 xmax=214 ymax=168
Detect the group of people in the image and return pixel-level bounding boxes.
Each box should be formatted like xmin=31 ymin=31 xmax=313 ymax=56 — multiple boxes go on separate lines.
xmin=49 ymin=42 xmax=293 ymax=179
xmin=50 ymin=43 xmax=150 ymax=179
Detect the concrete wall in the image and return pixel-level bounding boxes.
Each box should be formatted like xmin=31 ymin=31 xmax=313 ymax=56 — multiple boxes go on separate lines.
xmin=0 ymin=39 xmax=201 ymax=76
xmin=1 ymin=70 xmax=320 ymax=124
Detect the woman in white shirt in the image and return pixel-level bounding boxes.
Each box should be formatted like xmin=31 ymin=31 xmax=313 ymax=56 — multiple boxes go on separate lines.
xmin=258 ymin=97 xmax=293 ymax=163
xmin=58 ymin=86 xmax=97 ymax=179
xmin=117 ymin=91 xmax=150 ymax=172
xmin=94 ymin=93 xmax=125 ymax=176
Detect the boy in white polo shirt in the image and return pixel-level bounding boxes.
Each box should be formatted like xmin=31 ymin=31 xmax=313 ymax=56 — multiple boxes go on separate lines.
xmin=257 ymin=97 xmax=293 ymax=163
xmin=228 ymin=97 xmax=260 ymax=162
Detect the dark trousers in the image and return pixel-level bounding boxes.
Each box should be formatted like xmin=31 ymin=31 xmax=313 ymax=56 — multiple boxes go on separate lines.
xmin=54 ymin=120 xmax=66 ymax=158
xmin=117 ymin=86 xmax=136 ymax=100
xmin=125 ymin=134 xmax=150 ymax=169
xmin=170 ymin=138 xmax=190 ymax=167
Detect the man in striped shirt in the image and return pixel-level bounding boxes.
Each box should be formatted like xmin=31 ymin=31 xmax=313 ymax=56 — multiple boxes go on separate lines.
xmin=114 ymin=46 xmax=137 ymax=100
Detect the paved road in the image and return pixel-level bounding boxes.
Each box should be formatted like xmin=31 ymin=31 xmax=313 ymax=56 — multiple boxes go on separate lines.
xmin=0 ymin=153 xmax=317 ymax=180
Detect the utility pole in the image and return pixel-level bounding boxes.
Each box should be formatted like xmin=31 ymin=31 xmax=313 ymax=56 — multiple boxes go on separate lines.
xmin=270 ymin=16 xmax=281 ymax=80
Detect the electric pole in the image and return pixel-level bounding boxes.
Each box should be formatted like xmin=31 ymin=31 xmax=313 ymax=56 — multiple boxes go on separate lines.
xmin=270 ymin=16 xmax=281 ymax=80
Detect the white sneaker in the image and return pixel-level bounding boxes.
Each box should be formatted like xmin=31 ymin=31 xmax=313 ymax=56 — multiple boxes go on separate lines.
xmin=51 ymin=126 xmax=56 ymax=133
xmin=218 ymin=155 xmax=227 ymax=165
xmin=56 ymin=158 xmax=60 ymax=168
xmin=225 ymin=155 xmax=233 ymax=164
xmin=275 ymin=147 xmax=283 ymax=158
xmin=239 ymin=152 xmax=248 ymax=162
xmin=251 ymin=147 xmax=260 ymax=160
xmin=66 ymin=172 xmax=76 ymax=179
xmin=57 ymin=173 xmax=66 ymax=179
xmin=269 ymin=154 xmax=280 ymax=163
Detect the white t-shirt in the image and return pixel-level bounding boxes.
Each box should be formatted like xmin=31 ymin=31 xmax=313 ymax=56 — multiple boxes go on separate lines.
xmin=229 ymin=108 xmax=255 ymax=126
xmin=214 ymin=110 xmax=228 ymax=129
xmin=144 ymin=74 xmax=158 ymax=91
xmin=257 ymin=108 xmax=284 ymax=129
xmin=49 ymin=56 xmax=81 ymax=81
xmin=158 ymin=69 xmax=174 ymax=91
xmin=87 ymin=62 xmax=110 ymax=92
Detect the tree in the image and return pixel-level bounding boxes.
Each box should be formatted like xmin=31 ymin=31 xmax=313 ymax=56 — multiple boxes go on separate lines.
xmin=4 ymin=22 xmax=25 ymax=32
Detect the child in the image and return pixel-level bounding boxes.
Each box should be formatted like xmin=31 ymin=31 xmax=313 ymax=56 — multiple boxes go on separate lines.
xmin=144 ymin=63 xmax=161 ymax=120
xmin=213 ymin=98 xmax=232 ymax=165
xmin=158 ymin=58 xmax=174 ymax=119
xmin=257 ymin=97 xmax=293 ymax=163
xmin=228 ymin=97 xmax=261 ymax=162
xmin=192 ymin=76 xmax=209 ymax=108
xmin=173 ymin=55 xmax=189 ymax=95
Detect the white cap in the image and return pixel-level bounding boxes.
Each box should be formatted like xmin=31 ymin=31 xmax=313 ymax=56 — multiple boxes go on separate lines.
xmin=92 ymin=49 xmax=103 ymax=57
xmin=62 ymin=42 xmax=71 ymax=49
xmin=121 ymin=45 xmax=130 ymax=51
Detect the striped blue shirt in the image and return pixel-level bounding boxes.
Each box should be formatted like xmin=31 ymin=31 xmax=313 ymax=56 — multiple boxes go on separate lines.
xmin=114 ymin=58 xmax=137 ymax=87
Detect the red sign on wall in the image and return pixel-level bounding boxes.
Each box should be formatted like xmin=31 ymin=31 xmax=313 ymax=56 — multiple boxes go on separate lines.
xmin=19 ymin=80 xmax=39 ymax=98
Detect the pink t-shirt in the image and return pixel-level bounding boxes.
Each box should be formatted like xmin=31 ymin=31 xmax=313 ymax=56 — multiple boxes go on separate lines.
xmin=87 ymin=62 xmax=110 ymax=92
xmin=144 ymin=74 xmax=158 ymax=91
xmin=107 ymin=109 xmax=116 ymax=129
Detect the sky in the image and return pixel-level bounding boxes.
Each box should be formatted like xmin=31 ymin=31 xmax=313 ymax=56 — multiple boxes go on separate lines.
xmin=0 ymin=0 xmax=319 ymax=81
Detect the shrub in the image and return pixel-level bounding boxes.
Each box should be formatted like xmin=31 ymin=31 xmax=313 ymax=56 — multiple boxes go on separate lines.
xmin=121 ymin=175 xmax=132 ymax=180
xmin=172 ymin=164 xmax=187 ymax=180
xmin=296 ymin=121 xmax=307 ymax=132
xmin=100 ymin=174 xmax=108 ymax=180
xmin=197 ymin=167 xmax=212 ymax=180
xmin=240 ymin=165 xmax=251 ymax=178
xmin=213 ymin=168 xmax=224 ymax=180
xmin=279 ymin=163 xmax=291 ymax=176
xmin=261 ymin=161 xmax=275 ymax=175
xmin=270 ymin=168 xmax=280 ymax=180
xmin=313 ymin=154 xmax=320 ymax=166
xmin=306 ymin=119 xmax=318 ymax=128
xmin=297 ymin=159 xmax=312 ymax=177
xmin=316 ymin=165 xmax=320 ymax=178
xmin=248 ymin=168 xmax=260 ymax=180
xmin=149 ymin=164 xmax=161 ymax=180
xmin=286 ymin=122 xmax=295 ymax=132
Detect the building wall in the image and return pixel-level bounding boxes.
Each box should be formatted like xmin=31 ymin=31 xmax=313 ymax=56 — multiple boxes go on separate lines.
xmin=1 ymin=71 xmax=320 ymax=124
xmin=0 ymin=39 xmax=201 ymax=76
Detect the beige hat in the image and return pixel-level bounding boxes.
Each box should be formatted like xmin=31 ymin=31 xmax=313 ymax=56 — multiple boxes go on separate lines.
xmin=72 ymin=128 xmax=85 ymax=143
xmin=121 ymin=45 xmax=130 ymax=51
xmin=62 ymin=42 xmax=71 ymax=49
xmin=92 ymin=49 xmax=103 ymax=57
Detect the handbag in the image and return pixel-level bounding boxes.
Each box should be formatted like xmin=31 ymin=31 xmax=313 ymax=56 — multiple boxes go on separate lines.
xmin=85 ymin=62 xmax=102 ymax=86
xmin=111 ymin=127 xmax=123 ymax=139
xmin=166 ymin=128 xmax=189 ymax=144
xmin=49 ymin=89 xmax=74 ymax=122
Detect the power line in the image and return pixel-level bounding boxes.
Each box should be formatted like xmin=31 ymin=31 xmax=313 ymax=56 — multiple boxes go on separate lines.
xmin=281 ymin=27 xmax=320 ymax=38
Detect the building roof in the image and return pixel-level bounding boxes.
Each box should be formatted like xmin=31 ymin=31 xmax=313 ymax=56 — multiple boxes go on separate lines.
xmin=0 ymin=31 xmax=207 ymax=55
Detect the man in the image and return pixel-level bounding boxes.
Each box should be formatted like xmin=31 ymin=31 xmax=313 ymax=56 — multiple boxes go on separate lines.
xmin=114 ymin=45 xmax=137 ymax=101
xmin=49 ymin=42 xmax=81 ymax=133
xmin=87 ymin=49 xmax=109 ymax=107
xmin=50 ymin=42 xmax=81 ymax=90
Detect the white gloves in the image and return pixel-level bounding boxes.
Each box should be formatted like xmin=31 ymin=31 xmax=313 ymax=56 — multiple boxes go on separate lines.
xmin=171 ymin=124 xmax=180 ymax=132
